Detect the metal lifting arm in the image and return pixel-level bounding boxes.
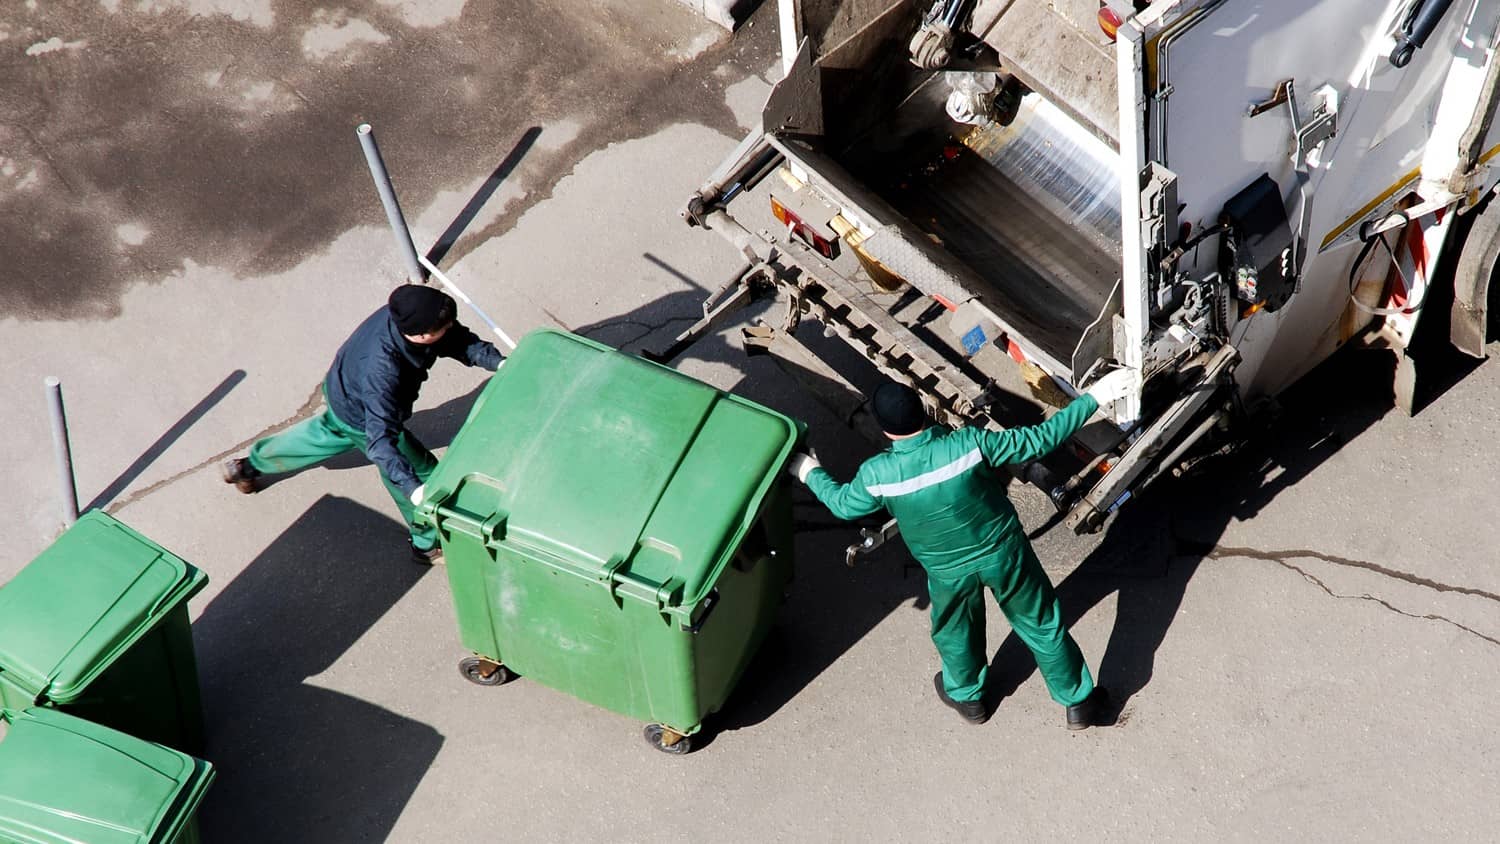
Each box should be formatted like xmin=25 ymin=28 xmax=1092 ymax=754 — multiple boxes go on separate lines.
xmin=1391 ymin=0 xmax=1458 ymax=68
xmin=909 ymin=0 xmax=977 ymax=69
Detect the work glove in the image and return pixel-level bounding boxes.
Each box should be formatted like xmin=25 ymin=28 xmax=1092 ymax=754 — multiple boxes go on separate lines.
xmin=945 ymin=90 xmax=991 ymax=126
xmin=786 ymin=452 xmax=821 ymax=484
xmin=409 ymin=484 xmax=426 ymax=506
xmin=1084 ymin=367 xmax=1136 ymax=409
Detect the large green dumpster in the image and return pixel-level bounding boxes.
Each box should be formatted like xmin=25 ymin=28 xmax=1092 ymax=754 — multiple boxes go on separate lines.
xmin=0 ymin=706 xmax=215 ymax=844
xmin=418 ymin=329 xmax=799 ymax=753
xmin=0 ymin=511 xmax=208 ymax=754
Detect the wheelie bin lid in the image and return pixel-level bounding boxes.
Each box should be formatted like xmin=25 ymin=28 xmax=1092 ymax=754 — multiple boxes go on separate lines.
xmin=420 ymin=328 xmax=801 ymax=608
xmin=0 ymin=707 xmax=215 ymax=844
xmin=0 ymin=511 xmax=208 ymax=704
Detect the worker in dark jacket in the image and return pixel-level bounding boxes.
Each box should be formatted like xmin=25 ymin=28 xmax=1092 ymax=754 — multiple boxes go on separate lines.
xmin=222 ymin=284 xmax=504 ymax=563
xmin=789 ymin=371 xmax=1133 ymax=728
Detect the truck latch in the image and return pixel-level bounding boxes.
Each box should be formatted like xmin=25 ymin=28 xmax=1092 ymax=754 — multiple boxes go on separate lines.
xmin=845 ymin=518 xmax=901 ymax=567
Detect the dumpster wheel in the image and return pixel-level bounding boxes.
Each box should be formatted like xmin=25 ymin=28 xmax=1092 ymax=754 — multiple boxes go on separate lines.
xmin=458 ymin=656 xmax=514 ymax=687
xmin=643 ymin=723 xmax=693 ymax=755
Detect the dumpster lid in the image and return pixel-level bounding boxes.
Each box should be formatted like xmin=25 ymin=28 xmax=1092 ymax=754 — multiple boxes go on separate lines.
xmin=0 ymin=512 xmax=208 ymax=703
xmin=423 ymin=329 xmax=799 ymax=607
xmin=0 ymin=707 xmax=214 ymax=844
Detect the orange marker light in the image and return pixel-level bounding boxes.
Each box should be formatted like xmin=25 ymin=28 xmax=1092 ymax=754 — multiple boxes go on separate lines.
xmin=770 ymin=196 xmax=838 ymax=260
xmin=1098 ymin=7 xmax=1123 ymax=40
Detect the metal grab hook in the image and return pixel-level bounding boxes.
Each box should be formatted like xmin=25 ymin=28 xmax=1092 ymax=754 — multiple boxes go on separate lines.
xmin=908 ymin=0 xmax=976 ymax=69
xmin=844 ymin=518 xmax=901 ymax=567
xmin=1391 ymin=0 xmax=1457 ymax=68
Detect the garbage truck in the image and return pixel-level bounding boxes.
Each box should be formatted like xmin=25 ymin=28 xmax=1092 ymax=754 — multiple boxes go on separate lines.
xmin=672 ymin=0 xmax=1500 ymax=534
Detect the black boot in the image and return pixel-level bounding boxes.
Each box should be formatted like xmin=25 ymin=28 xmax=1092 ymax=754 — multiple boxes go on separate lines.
xmin=933 ymin=673 xmax=989 ymax=724
xmin=221 ymin=458 xmax=261 ymax=494
xmin=1066 ymin=686 xmax=1110 ymax=730
xmin=410 ymin=540 xmax=444 ymax=566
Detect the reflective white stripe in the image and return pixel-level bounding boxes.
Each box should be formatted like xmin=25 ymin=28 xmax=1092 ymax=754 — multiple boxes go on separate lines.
xmin=865 ymin=449 xmax=983 ymax=498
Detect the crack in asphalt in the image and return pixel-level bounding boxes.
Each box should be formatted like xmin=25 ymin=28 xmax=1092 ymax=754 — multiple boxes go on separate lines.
xmin=106 ymin=383 xmax=325 ymax=515
xmin=1201 ymin=544 xmax=1500 ymax=604
xmin=19 ymin=125 xmax=78 ymax=196
xmin=270 ymin=74 xmax=312 ymax=107
xmin=1188 ymin=542 xmax=1500 ymax=647
xmin=1274 ymin=558 xmax=1500 ymax=647
xmin=575 ymin=314 xmax=698 ymax=349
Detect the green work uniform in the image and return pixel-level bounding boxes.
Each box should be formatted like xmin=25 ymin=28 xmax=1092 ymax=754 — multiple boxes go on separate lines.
xmin=246 ymin=398 xmax=439 ymax=550
xmin=806 ymin=394 xmax=1100 ymax=705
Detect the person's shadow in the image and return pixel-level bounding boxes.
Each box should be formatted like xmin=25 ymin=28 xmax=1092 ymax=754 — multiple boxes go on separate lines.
xmin=983 ymin=345 xmax=1403 ymax=722
xmin=193 ymin=496 xmax=444 ymax=844
xmin=395 ymin=252 xmax=1478 ymax=737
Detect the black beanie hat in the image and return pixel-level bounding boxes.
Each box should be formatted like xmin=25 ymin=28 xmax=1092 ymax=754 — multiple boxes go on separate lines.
xmin=388 ymin=284 xmax=456 ymax=335
xmin=871 ymin=382 xmax=927 ymax=436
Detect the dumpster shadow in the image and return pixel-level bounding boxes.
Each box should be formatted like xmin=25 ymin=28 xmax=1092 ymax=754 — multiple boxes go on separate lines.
xmin=194 ymin=495 xmax=443 ymax=844
xmin=983 ymin=345 xmax=1399 ymax=722
xmin=695 ymin=520 xmax=924 ymax=747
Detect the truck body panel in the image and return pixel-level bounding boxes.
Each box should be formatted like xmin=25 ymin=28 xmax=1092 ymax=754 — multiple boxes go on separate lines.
xmin=686 ymin=0 xmax=1500 ymax=528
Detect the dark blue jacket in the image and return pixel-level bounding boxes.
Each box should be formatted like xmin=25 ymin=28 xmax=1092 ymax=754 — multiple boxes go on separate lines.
xmin=325 ymin=306 xmax=503 ymax=495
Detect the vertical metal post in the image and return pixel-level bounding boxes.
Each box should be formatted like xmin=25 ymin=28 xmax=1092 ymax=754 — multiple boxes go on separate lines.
xmin=778 ymin=0 xmax=802 ymax=79
xmin=357 ymin=123 xmax=426 ymax=284
xmin=44 ymin=377 xmax=80 ymax=526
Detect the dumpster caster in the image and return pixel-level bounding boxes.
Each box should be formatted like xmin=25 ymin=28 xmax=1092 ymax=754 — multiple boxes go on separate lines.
xmin=643 ymin=723 xmax=693 ymax=755
xmin=458 ymin=656 xmax=514 ymax=687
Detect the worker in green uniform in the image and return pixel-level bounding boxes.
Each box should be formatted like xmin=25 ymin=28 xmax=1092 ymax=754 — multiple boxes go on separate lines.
xmin=221 ymin=284 xmax=504 ymax=564
xmin=789 ymin=370 xmax=1133 ymax=727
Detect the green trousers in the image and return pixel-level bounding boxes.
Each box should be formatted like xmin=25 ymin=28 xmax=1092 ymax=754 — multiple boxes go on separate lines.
xmin=928 ymin=538 xmax=1093 ymax=706
xmin=246 ymin=405 xmax=439 ymax=550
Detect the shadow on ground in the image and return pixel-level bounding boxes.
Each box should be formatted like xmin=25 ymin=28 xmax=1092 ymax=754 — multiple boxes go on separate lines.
xmin=978 ymin=222 xmax=1498 ymax=723
xmin=366 ymin=253 xmax=1492 ymax=740
xmin=981 ymin=346 xmax=1400 ymax=721
xmin=193 ymin=495 xmax=442 ymax=844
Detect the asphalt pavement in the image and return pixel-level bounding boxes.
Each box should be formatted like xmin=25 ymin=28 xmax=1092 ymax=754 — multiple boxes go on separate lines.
xmin=2 ymin=1 xmax=1498 ymax=841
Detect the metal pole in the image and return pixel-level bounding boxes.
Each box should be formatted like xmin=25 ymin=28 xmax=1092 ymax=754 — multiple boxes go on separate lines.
xmin=44 ymin=377 xmax=80 ymax=526
xmin=357 ymin=123 xmax=425 ymax=284
xmin=418 ymin=255 xmax=518 ymax=350
xmin=778 ymin=0 xmax=802 ymax=79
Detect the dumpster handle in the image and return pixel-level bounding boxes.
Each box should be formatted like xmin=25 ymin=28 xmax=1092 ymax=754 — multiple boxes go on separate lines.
xmin=599 ymin=554 xmax=628 ymax=599
xmin=480 ymin=510 xmax=509 ymax=543
xmin=680 ymin=589 xmax=720 ymax=634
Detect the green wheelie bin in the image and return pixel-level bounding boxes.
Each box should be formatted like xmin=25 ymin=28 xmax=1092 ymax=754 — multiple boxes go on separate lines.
xmin=0 ymin=706 xmax=215 ymax=844
xmin=0 ymin=511 xmax=209 ymax=754
xmin=416 ymin=329 xmax=800 ymax=754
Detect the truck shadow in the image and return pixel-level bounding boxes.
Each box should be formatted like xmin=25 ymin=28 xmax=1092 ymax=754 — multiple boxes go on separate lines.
xmin=985 ymin=345 xmax=1405 ymax=721
xmin=401 ymin=270 xmax=1485 ymax=742
xmin=192 ymin=495 xmax=443 ymax=844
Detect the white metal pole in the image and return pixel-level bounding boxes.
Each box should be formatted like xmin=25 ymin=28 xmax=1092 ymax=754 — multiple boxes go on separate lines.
xmin=418 ymin=255 xmax=518 ymax=351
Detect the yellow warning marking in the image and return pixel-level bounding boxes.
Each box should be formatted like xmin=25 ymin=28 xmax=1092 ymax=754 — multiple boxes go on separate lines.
xmin=1321 ymin=142 xmax=1500 ymax=249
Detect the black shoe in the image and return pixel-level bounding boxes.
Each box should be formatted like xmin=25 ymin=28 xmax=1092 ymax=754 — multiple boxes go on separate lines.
xmin=1066 ymin=686 xmax=1110 ymax=731
xmin=221 ymin=458 xmax=261 ymax=494
xmin=933 ymin=672 xmax=989 ymax=724
xmin=410 ymin=541 xmax=444 ymax=565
